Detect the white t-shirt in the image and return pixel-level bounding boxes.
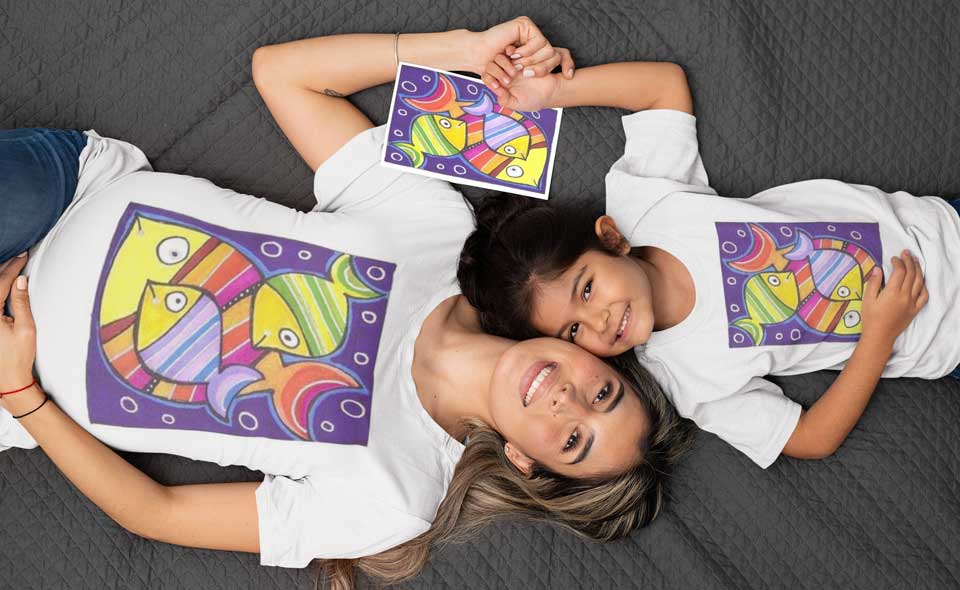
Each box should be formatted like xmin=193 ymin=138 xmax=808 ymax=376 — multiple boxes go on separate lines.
xmin=606 ymin=109 xmax=960 ymax=468
xmin=2 ymin=126 xmax=474 ymax=566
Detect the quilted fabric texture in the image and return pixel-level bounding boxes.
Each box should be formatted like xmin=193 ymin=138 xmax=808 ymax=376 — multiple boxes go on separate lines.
xmin=2 ymin=0 xmax=960 ymax=588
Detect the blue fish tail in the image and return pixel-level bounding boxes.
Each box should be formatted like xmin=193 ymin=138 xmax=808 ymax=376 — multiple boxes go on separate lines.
xmin=785 ymin=230 xmax=815 ymax=261
xmin=206 ymin=365 xmax=262 ymax=420
xmin=463 ymin=92 xmax=494 ymax=116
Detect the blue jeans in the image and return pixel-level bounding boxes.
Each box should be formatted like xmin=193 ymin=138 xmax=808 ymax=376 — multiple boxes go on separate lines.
xmin=0 ymin=128 xmax=87 ymax=263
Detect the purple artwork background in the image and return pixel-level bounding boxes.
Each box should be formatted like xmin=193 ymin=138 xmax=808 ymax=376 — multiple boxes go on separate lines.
xmin=86 ymin=203 xmax=395 ymax=445
xmin=716 ymin=221 xmax=882 ymax=348
xmin=384 ymin=64 xmax=559 ymax=195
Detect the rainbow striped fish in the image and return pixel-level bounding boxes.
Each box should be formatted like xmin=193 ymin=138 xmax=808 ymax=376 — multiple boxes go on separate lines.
xmin=729 ymin=224 xmax=878 ymax=345
xmin=392 ymin=74 xmax=548 ymax=187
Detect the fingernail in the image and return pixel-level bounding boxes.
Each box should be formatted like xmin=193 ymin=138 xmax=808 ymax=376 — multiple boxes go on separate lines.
xmin=567 ymin=68 xmax=574 ymax=77
xmin=16 ymin=275 xmax=27 ymax=290
xmin=511 ymin=53 xmax=521 ymax=59
xmin=523 ymin=69 xmax=534 ymax=78
xmin=514 ymin=63 xmax=523 ymax=71
xmin=501 ymin=77 xmax=510 ymax=86
xmin=490 ymin=81 xmax=499 ymax=89
xmin=16 ymin=252 xmax=27 ymax=258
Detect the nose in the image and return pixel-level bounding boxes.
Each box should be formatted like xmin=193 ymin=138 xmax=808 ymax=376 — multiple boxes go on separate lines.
xmin=587 ymin=307 xmax=610 ymax=335
xmin=549 ymin=383 xmax=582 ymax=415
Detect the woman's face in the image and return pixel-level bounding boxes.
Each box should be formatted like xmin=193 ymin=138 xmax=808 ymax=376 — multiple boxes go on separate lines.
xmin=488 ymin=337 xmax=651 ymax=479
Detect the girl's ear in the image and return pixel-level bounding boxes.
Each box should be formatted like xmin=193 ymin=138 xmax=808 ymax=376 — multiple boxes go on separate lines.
xmin=594 ymin=216 xmax=631 ymax=255
xmin=503 ymin=442 xmax=534 ymax=476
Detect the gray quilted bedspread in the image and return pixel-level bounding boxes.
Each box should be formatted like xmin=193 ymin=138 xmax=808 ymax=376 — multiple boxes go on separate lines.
xmin=2 ymin=1 xmax=960 ymax=589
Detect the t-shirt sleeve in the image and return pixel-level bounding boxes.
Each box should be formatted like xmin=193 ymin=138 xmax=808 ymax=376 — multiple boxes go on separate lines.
xmin=312 ymin=125 xmax=466 ymax=216
xmin=605 ymin=110 xmax=716 ymax=242
xmin=73 ymin=131 xmax=153 ymax=201
xmin=256 ymin=474 xmax=432 ymax=567
xmin=690 ymin=377 xmax=802 ymax=469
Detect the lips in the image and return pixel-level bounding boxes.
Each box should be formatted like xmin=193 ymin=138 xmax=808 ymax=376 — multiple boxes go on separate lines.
xmin=519 ymin=361 xmax=558 ymax=407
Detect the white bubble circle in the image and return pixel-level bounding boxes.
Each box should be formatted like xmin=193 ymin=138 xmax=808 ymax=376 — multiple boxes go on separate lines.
xmin=721 ymin=241 xmax=738 ymax=254
xmin=260 ymin=241 xmax=283 ymax=258
xmin=297 ymin=250 xmax=312 ymax=260
xmin=827 ymin=225 xmax=836 ymax=231
xmin=780 ymin=226 xmax=794 ymax=237
xmin=400 ymin=81 xmax=417 ymax=93
xmin=390 ymin=152 xmax=404 ymax=162
xmin=436 ymin=163 xmax=445 ymax=170
xmin=320 ymin=420 xmax=335 ymax=433
xmin=732 ymin=332 xmax=745 ymax=344
xmin=737 ymin=229 xmax=747 ymax=237
xmin=531 ymin=111 xmax=541 ymax=119
xmin=729 ymin=304 xmax=740 ymax=313
xmin=238 ymin=411 xmax=259 ymax=431
xmin=467 ymin=84 xmax=479 ymax=95
xmin=161 ymin=413 xmax=176 ymax=425
xmin=393 ymin=129 xmax=403 ymax=137
xmin=422 ymin=75 xmax=431 ymax=82
xmin=850 ymin=230 xmax=862 ymax=240
xmin=726 ymin=277 xmax=737 ymax=285
xmin=341 ymin=399 xmax=367 ymax=419
xmin=453 ymin=165 xmax=467 ymax=175
xmin=361 ymin=310 xmax=378 ymax=324
xmin=790 ymin=329 xmax=802 ymax=341
xmin=120 ymin=396 xmax=138 ymax=414
xmin=354 ymin=352 xmax=370 ymax=366
xmin=366 ymin=266 xmax=386 ymax=281
xmin=775 ymin=333 xmax=784 ymax=341
xmin=397 ymin=108 xmax=407 ymax=116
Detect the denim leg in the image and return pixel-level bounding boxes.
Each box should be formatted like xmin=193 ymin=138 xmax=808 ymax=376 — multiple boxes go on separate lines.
xmin=0 ymin=128 xmax=88 ymax=263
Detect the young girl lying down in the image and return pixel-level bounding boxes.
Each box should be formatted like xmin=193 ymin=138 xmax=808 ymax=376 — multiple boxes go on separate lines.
xmin=0 ymin=18 xmax=695 ymax=590
xmin=458 ymin=61 xmax=956 ymax=469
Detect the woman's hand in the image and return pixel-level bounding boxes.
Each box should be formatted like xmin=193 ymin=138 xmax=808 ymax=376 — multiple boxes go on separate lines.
xmin=475 ymin=17 xmax=574 ymax=88
xmin=861 ymin=250 xmax=929 ymax=346
xmin=485 ymin=68 xmax=567 ymax=112
xmin=0 ymin=254 xmax=36 ymax=394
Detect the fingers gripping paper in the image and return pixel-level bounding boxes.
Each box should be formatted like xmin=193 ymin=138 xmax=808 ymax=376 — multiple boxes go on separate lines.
xmin=381 ymin=63 xmax=561 ymax=199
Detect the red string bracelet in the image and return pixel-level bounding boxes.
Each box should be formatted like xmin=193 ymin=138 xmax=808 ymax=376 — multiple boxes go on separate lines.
xmin=0 ymin=379 xmax=37 ymax=397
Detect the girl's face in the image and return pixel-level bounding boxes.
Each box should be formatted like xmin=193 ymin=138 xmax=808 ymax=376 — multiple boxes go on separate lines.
xmin=488 ymin=337 xmax=651 ymax=479
xmin=529 ymin=250 xmax=655 ymax=358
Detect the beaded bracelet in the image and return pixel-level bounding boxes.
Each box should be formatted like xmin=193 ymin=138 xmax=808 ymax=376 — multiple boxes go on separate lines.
xmin=0 ymin=379 xmax=36 ymax=397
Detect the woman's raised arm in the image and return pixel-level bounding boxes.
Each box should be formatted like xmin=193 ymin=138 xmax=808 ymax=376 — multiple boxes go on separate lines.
xmin=252 ymin=17 xmax=571 ymax=170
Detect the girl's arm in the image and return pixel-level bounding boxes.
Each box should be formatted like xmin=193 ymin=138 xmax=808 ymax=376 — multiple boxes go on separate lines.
xmin=253 ymin=17 xmax=570 ymax=171
xmin=487 ymin=61 xmax=693 ymax=115
xmin=782 ymin=252 xmax=928 ymax=459
xmin=0 ymin=256 xmax=260 ymax=552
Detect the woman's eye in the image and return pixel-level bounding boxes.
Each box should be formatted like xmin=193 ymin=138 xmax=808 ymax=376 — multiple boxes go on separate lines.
xmin=583 ymin=280 xmax=592 ymax=301
xmin=563 ymin=429 xmax=580 ymax=452
xmin=569 ymin=322 xmax=580 ymax=341
xmin=593 ymin=383 xmax=611 ymax=404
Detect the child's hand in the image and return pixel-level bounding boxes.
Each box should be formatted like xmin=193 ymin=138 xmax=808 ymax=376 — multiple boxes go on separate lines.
xmin=861 ymin=250 xmax=929 ymax=345
xmin=484 ymin=69 xmax=566 ymax=112
xmin=476 ymin=17 xmax=574 ymax=88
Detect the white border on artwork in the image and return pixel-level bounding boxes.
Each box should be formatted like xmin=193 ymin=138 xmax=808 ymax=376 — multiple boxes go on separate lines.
xmin=379 ymin=61 xmax=563 ymax=200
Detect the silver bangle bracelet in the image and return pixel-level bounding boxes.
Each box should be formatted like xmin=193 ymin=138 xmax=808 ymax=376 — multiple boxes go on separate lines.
xmin=393 ymin=32 xmax=400 ymax=68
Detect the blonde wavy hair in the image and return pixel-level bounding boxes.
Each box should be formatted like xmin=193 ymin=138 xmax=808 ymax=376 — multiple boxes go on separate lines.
xmin=315 ymin=353 xmax=695 ymax=590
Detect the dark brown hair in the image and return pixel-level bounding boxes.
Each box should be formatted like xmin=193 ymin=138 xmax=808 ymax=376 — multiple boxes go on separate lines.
xmin=457 ymin=194 xmax=614 ymax=339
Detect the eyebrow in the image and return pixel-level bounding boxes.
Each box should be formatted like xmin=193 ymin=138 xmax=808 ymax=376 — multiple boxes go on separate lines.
xmin=569 ymin=381 xmax=626 ymax=465
xmin=571 ymin=432 xmax=595 ymax=465
xmin=556 ymin=265 xmax=589 ymax=338
xmin=605 ymin=381 xmax=626 ymax=414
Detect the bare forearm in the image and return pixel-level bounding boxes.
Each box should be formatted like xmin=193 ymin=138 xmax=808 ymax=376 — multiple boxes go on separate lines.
xmin=2 ymin=386 xmax=168 ymax=537
xmin=552 ymin=62 xmax=693 ymax=113
xmin=784 ymin=337 xmax=893 ymax=458
xmin=254 ymin=30 xmax=480 ymax=97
